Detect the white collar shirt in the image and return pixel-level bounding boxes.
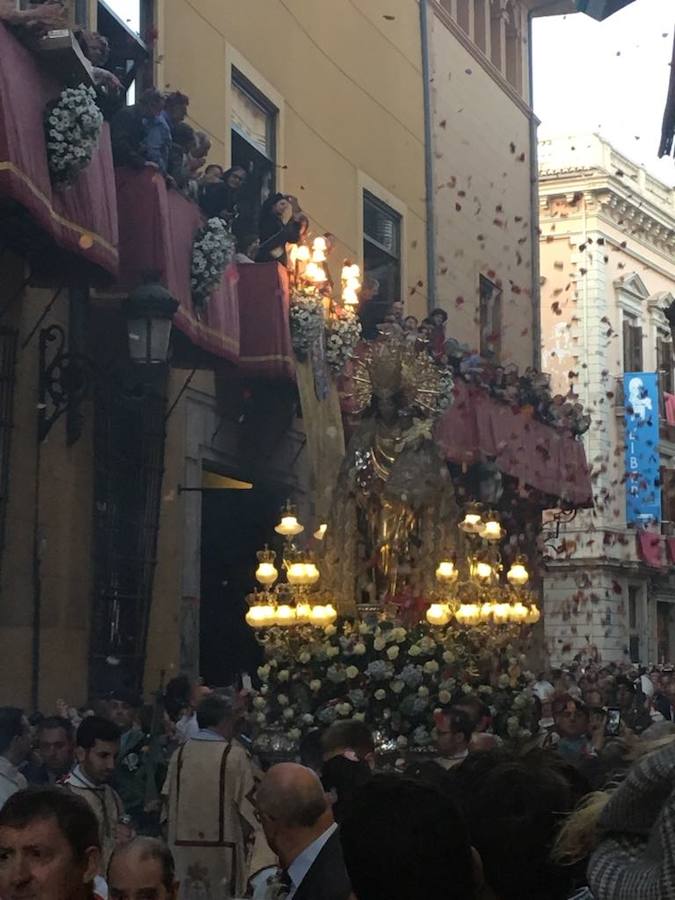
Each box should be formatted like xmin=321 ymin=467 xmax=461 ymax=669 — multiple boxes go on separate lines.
xmin=286 ymin=823 xmax=338 ymax=900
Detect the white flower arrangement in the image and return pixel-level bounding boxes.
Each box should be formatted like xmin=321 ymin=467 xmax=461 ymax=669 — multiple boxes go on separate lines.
xmin=289 ymin=287 xmax=361 ymax=378
xmin=191 ymin=217 xmax=236 ymax=311
xmin=325 ymin=306 xmax=362 ymax=376
xmin=45 ymin=84 xmax=103 ymax=186
xmin=289 ymin=287 xmax=324 ymax=360
xmin=250 ymin=615 xmax=537 ymax=753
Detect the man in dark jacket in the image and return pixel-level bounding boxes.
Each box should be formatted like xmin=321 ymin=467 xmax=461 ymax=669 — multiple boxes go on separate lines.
xmin=256 ymin=762 xmax=351 ymax=900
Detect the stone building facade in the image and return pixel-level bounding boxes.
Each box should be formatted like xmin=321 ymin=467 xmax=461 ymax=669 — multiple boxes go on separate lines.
xmin=539 ymin=134 xmax=675 ymax=666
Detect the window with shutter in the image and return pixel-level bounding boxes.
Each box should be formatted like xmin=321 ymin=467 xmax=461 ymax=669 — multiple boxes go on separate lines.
xmin=661 ymin=467 xmax=675 ymax=524
xmin=632 ymin=324 xmax=644 ymax=371
xmin=623 ymin=316 xmax=643 ymax=371
xmin=658 ymin=336 xmax=674 ymax=396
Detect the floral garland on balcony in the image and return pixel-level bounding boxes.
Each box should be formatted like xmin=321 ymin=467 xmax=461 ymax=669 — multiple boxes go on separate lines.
xmin=252 ymin=614 xmax=536 ymax=755
xmin=45 ymin=85 xmax=103 ymax=186
xmin=191 ymin=217 xmax=236 ymax=311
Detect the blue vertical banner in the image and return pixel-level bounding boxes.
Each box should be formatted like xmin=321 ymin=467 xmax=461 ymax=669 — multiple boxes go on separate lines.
xmin=624 ymin=372 xmax=661 ymax=526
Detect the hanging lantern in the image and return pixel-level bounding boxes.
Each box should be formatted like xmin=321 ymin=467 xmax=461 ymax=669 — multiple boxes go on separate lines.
xmin=426 ymin=603 xmax=452 ymax=626
xmin=304 ymin=261 xmax=328 ymax=284
xmin=245 ymin=603 xmax=276 ymax=628
xmin=480 ymin=513 xmax=503 ymax=542
xmin=470 ymin=559 xmax=494 ymax=582
xmin=341 ymin=262 xmax=361 ymax=306
xmin=311 ymin=236 xmax=328 ymax=263
xmin=435 ymin=559 xmax=458 ymax=584
xmin=255 ymin=547 xmax=278 ymax=586
xmin=507 ymin=557 xmax=530 ymax=587
xmin=275 ymin=502 xmax=304 ymax=536
xmin=492 ymin=603 xmax=511 ymax=623
xmin=274 ymin=605 xmax=297 ymax=626
xmin=296 ymin=244 xmax=311 ymax=263
xmin=509 ymin=601 xmax=530 ymax=623
xmin=303 ymin=562 xmax=320 ymax=586
xmin=455 ymin=603 xmax=481 ymax=625
xmin=287 ymin=562 xmax=309 ymax=586
xmin=480 ymin=602 xmax=495 ymax=622
xmin=526 ymin=604 xmax=541 ymax=625
xmin=295 ymin=602 xmax=312 ymax=623
xmin=459 ymin=505 xmax=483 ymax=534
xmin=125 ymin=281 xmax=179 ymax=366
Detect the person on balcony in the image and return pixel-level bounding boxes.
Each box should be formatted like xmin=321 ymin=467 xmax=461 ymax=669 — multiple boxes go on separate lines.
xmin=235 ymin=233 xmax=260 ymax=264
xmin=167 ymin=122 xmax=196 ymax=192
xmin=110 ymin=88 xmax=164 ymax=171
xmin=143 ymin=90 xmax=189 ymax=176
xmin=198 ymin=165 xmax=247 ymax=226
xmin=257 ymin=193 xmax=308 ymax=266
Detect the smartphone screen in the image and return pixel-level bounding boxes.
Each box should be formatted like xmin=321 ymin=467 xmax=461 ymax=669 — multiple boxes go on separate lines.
xmin=605 ymin=707 xmax=621 ymax=737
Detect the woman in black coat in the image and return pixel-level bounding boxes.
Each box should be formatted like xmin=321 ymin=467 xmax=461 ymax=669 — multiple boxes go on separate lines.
xmin=256 ymin=192 xmax=308 ymax=266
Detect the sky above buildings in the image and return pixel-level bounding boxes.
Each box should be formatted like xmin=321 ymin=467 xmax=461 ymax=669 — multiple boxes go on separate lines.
xmin=533 ymin=0 xmax=675 ymax=187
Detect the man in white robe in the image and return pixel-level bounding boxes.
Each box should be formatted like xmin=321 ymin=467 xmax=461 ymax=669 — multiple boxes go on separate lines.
xmin=163 ymin=694 xmax=258 ymax=899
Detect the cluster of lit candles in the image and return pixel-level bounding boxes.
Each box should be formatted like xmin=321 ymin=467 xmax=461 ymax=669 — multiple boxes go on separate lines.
xmin=245 ymin=505 xmax=337 ymax=629
xmin=289 ymin=236 xmax=362 ymax=306
xmin=426 ymin=507 xmax=540 ymax=627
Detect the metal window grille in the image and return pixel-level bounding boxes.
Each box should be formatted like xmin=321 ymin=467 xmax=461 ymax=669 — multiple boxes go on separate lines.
xmin=89 ymin=365 xmax=167 ymax=693
xmin=0 ymin=329 xmax=17 ymax=560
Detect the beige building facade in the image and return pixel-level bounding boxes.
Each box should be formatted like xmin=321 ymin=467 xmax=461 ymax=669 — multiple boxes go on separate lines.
xmin=539 ymin=134 xmax=675 ymax=666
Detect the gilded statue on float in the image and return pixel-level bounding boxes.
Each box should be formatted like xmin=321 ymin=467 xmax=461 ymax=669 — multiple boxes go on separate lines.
xmin=322 ymin=327 xmax=457 ymax=615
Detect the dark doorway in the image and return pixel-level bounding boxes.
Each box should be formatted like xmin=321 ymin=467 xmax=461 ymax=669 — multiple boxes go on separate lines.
xmin=199 ymin=478 xmax=286 ymax=686
xmin=231 ymin=131 xmax=274 ymax=235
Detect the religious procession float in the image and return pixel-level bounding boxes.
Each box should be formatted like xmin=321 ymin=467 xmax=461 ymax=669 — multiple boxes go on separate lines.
xmin=242 ymin=239 xmax=593 ymax=760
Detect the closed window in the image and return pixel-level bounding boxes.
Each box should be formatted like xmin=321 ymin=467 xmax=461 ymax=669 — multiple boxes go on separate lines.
xmin=622 ymin=313 xmax=643 ymax=372
xmin=363 ymin=191 xmax=402 ymax=305
xmin=657 ymin=333 xmax=673 ymax=396
xmin=479 ymin=275 xmax=502 ymax=360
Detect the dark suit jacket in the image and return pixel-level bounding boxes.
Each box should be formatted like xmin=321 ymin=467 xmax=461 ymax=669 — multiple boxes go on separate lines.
xmin=293 ymin=829 xmax=352 ymax=900
xmin=654 ymin=693 xmax=673 ymax=721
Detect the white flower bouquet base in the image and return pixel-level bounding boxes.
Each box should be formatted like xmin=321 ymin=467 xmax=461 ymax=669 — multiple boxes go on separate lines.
xmin=45 ymin=84 xmax=103 ymax=186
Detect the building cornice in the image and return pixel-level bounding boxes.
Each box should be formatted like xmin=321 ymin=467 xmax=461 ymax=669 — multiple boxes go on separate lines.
xmin=430 ymin=1 xmax=537 ymax=122
xmin=539 ymin=176 xmax=675 ymax=258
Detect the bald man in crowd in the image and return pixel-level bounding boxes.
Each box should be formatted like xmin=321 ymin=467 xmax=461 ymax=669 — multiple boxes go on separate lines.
xmin=256 ymin=763 xmax=351 ymax=900
xmin=108 ymin=837 xmax=178 ymax=900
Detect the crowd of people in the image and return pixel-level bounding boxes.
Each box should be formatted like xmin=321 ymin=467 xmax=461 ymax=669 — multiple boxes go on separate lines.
xmin=0 ymin=662 xmax=675 ymax=898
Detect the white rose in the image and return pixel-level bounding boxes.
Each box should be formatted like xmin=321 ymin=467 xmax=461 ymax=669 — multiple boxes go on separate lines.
xmin=278 ymin=694 xmax=289 ymax=707
xmin=255 ymin=712 xmax=266 ymax=724
xmin=418 ymin=686 xmax=430 ymax=698
xmin=253 ymin=697 xmax=266 ymax=710
xmin=391 ymin=680 xmax=404 ymax=694
xmin=310 ymin=680 xmax=322 ymax=692
xmin=283 ymin=707 xmax=296 ymax=720
xmin=337 ymin=703 xmax=352 ymax=717
xmin=438 ymin=690 xmax=451 ymax=705
xmin=299 ymin=652 xmax=311 ymax=664
xmin=354 ymin=643 xmax=367 ymax=656
xmin=424 ymin=660 xmax=440 ymax=674
xmin=346 ymin=666 xmax=359 ymax=680
xmin=397 ymin=735 xmax=408 ymax=749
xmin=257 ymin=665 xmax=271 ymax=680
xmin=288 ymin=728 xmax=301 ymax=741
xmin=325 ymin=625 xmax=338 ymax=637
xmin=387 ymin=645 xmax=400 ymax=661
xmin=462 ymin=684 xmax=473 ymax=694
xmin=327 ymin=646 xmax=340 ymax=658
xmin=374 ymin=637 xmax=386 ymax=652
xmin=302 ymin=713 xmax=314 ymax=724
xmin=359 ymin=623 xmax=370 ymax=635
xmin=395 ymin=628 xmax=408 ymax=643
xmin=408 ymin=645 xmax=421 ymax=657
xmin=278 ymin=670 xmax=290 ymax=682
xmin=375 ymin=689 xmax=386 ymax=701
xmin=442 ymin=651 xmax=455 ymax=664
